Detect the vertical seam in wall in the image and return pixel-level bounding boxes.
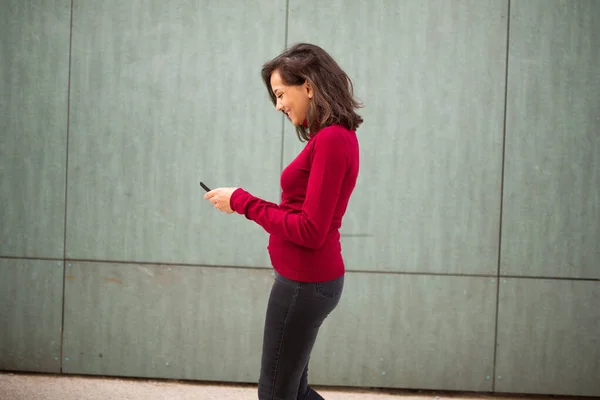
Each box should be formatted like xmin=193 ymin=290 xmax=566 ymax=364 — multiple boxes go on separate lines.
xmin=492 ymin=0 xmax=511 ymax=392
xmin=284 ymin=0 xmax=289 ymax=48
xmin=60 ymin=0 xmax=75 ymax=374
xmin=278 ymin=0 xmax=290 ymax=201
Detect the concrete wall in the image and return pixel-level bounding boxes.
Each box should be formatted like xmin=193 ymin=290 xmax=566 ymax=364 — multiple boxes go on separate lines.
xmin=1 ymin=0 xmax=598 ymax=396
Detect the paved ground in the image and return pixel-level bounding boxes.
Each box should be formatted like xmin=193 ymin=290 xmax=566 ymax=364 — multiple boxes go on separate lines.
xmin=0 ymin=372 xmax=552 ymax=400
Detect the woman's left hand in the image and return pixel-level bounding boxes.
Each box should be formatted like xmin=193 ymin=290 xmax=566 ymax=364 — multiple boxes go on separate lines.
xmin=204 ymin=187 xmax=238 ymax=214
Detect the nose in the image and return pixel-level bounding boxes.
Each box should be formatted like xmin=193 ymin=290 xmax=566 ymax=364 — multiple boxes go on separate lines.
xmin=275 ymin=98 xmax=283 ymax=111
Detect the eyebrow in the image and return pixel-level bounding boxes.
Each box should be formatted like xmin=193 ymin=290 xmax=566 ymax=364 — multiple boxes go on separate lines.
xmin=273 ymin=88 xmax=282 ymax=95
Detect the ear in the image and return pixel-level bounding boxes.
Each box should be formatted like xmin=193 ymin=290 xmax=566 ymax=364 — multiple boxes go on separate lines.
xmin=305 ymin=81 xmax=313 ymax=99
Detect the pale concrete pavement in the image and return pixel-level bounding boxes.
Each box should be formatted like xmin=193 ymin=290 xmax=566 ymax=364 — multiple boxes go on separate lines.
xmin=0 ymin=372 xmax=554 ymax=400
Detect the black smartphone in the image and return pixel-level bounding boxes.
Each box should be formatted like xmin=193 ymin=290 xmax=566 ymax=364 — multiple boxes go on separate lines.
xmin=199 ymin=181 xmax=211 ymax=192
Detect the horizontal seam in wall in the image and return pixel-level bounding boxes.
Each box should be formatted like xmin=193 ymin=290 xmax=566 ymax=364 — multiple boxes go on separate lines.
xmin=1 ymin=256 xmax=598 ymax=282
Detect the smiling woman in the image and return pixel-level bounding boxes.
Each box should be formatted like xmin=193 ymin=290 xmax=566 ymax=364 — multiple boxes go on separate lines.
xmin=204 ymin=43 xmax=363 ymax=400
xmin=261 ymin=43 xmax=364 ymax=142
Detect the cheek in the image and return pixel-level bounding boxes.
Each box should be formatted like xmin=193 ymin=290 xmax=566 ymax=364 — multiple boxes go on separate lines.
xmin=297 ymin=98 xmax=310 ymax=116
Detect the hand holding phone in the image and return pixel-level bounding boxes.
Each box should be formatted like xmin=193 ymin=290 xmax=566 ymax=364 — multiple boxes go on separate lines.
xmin=201 ymin=182 xmax=237 ymax=214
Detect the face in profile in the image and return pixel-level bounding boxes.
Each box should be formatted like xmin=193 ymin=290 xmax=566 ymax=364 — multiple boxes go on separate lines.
xmin=270 ymin=69 xmax=313 ymax=127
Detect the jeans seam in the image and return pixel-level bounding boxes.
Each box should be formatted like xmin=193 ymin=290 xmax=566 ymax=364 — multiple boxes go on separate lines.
xmin=270 ymin=283 xmax=300 ymax=399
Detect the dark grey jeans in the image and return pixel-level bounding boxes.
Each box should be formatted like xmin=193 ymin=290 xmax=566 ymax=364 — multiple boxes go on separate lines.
xmin=258 ymin=271 xmax=344 ymax=400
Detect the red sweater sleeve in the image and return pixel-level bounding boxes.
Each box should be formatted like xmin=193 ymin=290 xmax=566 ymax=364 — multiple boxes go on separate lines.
xmin=229 ymin=129 xmax=348 ymax=249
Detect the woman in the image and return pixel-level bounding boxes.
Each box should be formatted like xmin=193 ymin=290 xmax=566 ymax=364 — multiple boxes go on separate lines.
xmin=205 ymin=42 xmax=363 ymax=400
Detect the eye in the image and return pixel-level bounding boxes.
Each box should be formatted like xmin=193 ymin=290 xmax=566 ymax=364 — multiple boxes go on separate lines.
xmin=276 ymin=93 xmax=283 ymax=99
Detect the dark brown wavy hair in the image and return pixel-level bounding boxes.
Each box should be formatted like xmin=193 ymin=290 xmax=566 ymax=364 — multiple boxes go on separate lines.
xmin=261 ymin=43 xmax=364 ymax=142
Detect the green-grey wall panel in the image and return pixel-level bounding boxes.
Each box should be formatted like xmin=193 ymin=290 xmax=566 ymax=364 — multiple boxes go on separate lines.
xmin=500 ymin=0 xmax=600 ymax=279
xmin=496 ymin=278 xmax=600 ymax=396
xmin=62 ymin=264 xmax=497 ymax=390
xmin=0 ymin=258 xmax=63 ymax=373
xmin=66 ymin=1 xmax=286 ymax=266
xmin=62 ymin=262 xmax=271 ymax=381
xmin=0 ymin=0 xmax=70 ymax=258
xmin=309 ymin=274 xmax=497 ymax=391
xmin=285 ymin=0 xmax=508 ymax=274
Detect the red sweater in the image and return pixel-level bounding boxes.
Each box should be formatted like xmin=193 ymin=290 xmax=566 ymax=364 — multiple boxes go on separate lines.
xmin=230 ymin=124 xmax=359 ymax=282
